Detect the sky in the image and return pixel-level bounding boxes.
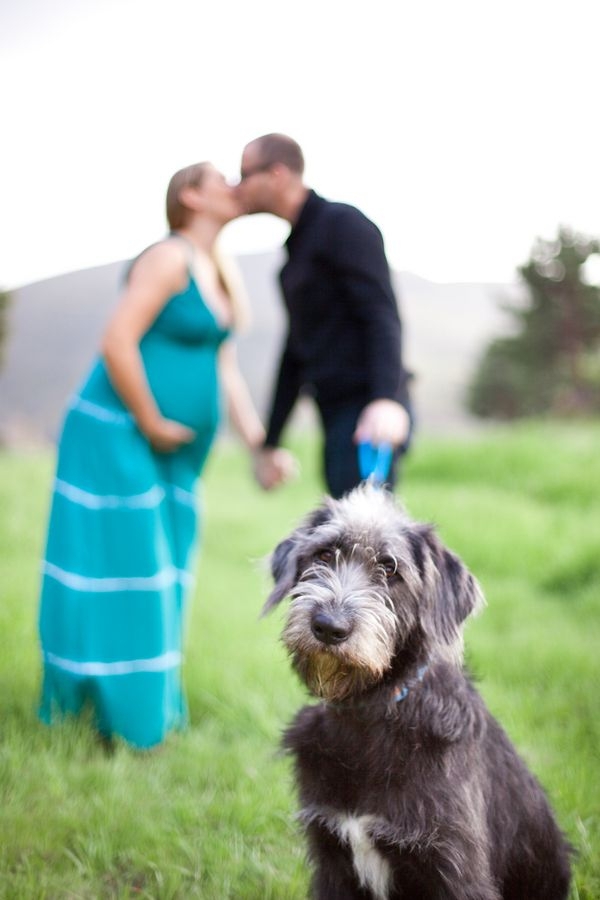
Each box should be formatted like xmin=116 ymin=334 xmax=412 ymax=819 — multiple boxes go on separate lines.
xmin=1 ymin=0 xmax=599 ymax=290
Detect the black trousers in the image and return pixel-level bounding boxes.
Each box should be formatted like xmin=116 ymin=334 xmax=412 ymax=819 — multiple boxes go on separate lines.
xmin=317 ymin=399 xmax=410 ymax=499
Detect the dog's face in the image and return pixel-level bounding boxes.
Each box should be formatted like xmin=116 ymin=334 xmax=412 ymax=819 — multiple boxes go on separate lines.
xmin=264 ymin=485 xmax=483 ymax=702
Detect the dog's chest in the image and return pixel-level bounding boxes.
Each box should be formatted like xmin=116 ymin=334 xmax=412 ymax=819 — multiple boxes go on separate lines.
xmin=301 ymin=806 xmax=393 ymax=900
xmin=287 ymin=705 xmax=411 ymax=802
xmin=287 ymin=706 xmax=423 ymax=899
xmin=331 ymin=813 xmax=392 ymax=900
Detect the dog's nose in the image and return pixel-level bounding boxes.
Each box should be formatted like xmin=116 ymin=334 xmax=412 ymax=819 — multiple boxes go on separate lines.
xmin=311 ymin=612 xmax=351 ymax=645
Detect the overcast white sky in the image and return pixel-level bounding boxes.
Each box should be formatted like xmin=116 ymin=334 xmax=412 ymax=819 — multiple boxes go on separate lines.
xmin=1 ymin=0 xmax=599 ymax=289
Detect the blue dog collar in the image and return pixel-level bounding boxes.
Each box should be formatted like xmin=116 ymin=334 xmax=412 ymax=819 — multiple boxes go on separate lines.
xmin=394 ymin=665 xmax=429 ymax=703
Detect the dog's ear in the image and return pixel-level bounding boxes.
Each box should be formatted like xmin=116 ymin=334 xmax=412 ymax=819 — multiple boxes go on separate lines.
xmin=261 ymin=536 xmax=299 ymax=615
xmin=433 ymin=543 xmax=484 ymax=643
xmin=413 ymin=526 xmax=484 ymax=648
xmin=261 ymin=504 xmax=333 ymax=616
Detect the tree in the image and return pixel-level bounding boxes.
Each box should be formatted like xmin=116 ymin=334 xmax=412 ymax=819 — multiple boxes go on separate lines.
xmin=0 ymin=289 xmax=10 ymax=371
xmin=469 ymin=227 xmax=600 ymax=419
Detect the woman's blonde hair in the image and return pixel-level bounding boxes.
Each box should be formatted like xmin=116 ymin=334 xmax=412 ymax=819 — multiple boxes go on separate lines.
xmin=165 ymin=162 xmax=210 ymax=231
xmin=212 ymin=242 xmax=251 ymax=332
xmin=166 ymin=162 xmax=250 ymax=330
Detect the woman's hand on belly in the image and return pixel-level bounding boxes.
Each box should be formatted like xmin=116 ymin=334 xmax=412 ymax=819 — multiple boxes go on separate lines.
xmin=140 ymin=415 xmax=197 ymax=453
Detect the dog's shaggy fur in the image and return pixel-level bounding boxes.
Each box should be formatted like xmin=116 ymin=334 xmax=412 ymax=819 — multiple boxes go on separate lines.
xmin=264 ymin=485 xmax=572 ymax=900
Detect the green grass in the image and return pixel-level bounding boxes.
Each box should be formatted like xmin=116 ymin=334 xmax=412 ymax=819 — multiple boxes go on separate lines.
xmin=0 ymin=420 xmax=599 ymax=898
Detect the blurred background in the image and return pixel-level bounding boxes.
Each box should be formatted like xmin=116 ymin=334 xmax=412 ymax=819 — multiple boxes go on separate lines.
xmin=1 ymin=0 xmax=599 ymax=444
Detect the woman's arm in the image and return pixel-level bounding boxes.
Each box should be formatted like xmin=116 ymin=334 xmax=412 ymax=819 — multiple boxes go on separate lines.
xmin=218 ymin=340 xmax=265 ymax=450
xmin=101 ymin=240 xmax=196 ymax=451
xmin=219 ymin=340 xmax=299 ymax=488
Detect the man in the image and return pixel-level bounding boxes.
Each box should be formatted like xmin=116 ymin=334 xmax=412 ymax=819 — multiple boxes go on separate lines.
xmin=238 ymin=133 xmax=413 ymax=498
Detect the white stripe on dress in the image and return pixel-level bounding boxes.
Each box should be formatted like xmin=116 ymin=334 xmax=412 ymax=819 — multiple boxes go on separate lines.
xmin=69 ymin=395 xmax=133 ymax=425
xmin=42 ymin=561 xmax=194 ymax=593
xmin=166 ymin=484 xmax=197 ymax=507
xmin=54 ymin=479 xmax=165 ymax=510
xmin=53 ymin=478 xmax=197 ymax=511
xmin=43 ymin=650 xmax=182 ymax=676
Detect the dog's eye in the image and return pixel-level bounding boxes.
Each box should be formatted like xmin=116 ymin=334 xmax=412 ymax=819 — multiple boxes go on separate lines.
xmin=316 ymin=548 xmax=335 ymax=564
xmin=380 ymin=556 xmax=398 ymax=578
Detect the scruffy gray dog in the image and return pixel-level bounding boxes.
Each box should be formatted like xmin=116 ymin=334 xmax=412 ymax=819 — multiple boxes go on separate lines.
xmin=263 ymin=485 xmax=572 ymax=900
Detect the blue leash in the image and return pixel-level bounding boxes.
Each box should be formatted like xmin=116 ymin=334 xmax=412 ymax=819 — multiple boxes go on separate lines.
xmin=357 ymin=441 xmax=393 ymax=486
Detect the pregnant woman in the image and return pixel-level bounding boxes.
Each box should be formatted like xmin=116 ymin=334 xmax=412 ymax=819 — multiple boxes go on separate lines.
xmin=38 ymin=162 xmax=292 ymax=749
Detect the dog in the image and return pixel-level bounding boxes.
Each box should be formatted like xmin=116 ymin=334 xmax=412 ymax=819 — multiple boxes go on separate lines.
xmin=263 ymin=485 xmax=572 ymax=900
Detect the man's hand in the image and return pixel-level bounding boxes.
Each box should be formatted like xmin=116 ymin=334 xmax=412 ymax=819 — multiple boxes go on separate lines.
xmin=353 ymin=399 xmax=410 ymax=447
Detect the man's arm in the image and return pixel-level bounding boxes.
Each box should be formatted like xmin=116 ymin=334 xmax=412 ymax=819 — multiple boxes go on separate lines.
xmin=326 ymin=207 xmax=412 ymax=445
xmin=263 ymin=339 xmax=304 ymax=447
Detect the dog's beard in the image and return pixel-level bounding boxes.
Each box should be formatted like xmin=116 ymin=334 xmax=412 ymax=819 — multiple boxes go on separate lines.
xmin=292 ymin=649 xmax=380 ymax=702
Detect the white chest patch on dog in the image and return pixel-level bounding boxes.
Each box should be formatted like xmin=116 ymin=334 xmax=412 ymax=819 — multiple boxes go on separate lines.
xmin=334 ymin=814 xmax=392 ymax=900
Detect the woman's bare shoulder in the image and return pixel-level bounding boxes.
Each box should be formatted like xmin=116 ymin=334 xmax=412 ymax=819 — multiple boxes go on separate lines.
xmin=128 ymin=237 xmax=189 ymax=290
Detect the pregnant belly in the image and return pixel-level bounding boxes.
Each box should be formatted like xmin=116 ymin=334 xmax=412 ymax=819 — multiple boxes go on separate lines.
xmin=144 ymin=342 xmax=221 ymax=434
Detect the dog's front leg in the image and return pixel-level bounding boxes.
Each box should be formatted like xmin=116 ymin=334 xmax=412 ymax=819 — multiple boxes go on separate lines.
xmin=435 ymin=880 xmax=501 ymax=900
xmin=402 ymin=848 xmax=501 ymax=900
xmin=306 ymin=822 xmax=372 ymax=900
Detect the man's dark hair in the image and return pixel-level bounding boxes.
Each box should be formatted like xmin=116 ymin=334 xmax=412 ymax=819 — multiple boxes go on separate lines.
xmin=253 ymin=133 xmax=305 ymax=174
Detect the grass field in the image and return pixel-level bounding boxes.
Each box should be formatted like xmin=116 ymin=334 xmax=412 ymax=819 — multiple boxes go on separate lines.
xmin=0 ymin=421 xmax=599 ymax=899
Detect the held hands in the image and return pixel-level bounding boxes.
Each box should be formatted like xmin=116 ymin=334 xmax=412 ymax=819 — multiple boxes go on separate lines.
xmin=253 ymin=447 xmax=299 ymax=491
xmin=140 ymin=416 xmax=197 ymax=453
xmin=353 ymin=399 xmax=410 ymax=448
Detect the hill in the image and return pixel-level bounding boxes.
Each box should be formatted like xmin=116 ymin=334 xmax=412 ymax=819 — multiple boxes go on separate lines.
xmin=0 ymin=252 xmax=519 ymax=445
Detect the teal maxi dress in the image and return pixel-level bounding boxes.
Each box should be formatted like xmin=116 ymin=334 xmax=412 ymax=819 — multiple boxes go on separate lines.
xmin=38 ymin=265 xmax=229 ymax=748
